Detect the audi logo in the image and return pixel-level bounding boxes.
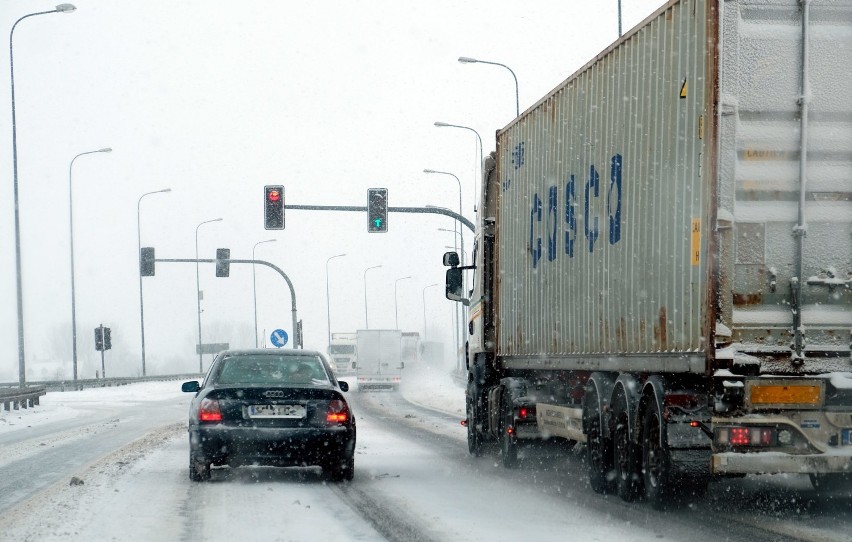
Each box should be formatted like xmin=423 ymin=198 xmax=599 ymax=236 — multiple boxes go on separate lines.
xmin=263 ymin=391 xmax=284 ymax=398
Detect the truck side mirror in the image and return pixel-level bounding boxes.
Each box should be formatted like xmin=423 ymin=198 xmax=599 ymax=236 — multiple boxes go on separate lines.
xmin=443 ymin=251 xmax=460 ymax=267
xmin=351 ymin=362 xmax=357 ymax=369
xmin=445 ymin=268 xmax=469 ymax=306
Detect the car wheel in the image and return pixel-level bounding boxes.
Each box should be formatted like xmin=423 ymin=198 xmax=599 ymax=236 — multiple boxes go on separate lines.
xmin=325 ymin=455 xmax=354 ymax=482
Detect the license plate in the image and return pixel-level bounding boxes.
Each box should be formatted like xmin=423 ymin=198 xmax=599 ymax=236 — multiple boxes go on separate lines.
xmin=246 ymin=404 xmax=305 ymax=419
xmin=842 ymin=429 xmax=852 ymax=445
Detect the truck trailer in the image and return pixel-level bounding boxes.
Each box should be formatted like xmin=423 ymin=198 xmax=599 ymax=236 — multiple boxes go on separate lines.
xmin=444 ymin=0 xmax=852 ymax=508
xmin=355 ymin=330 xmax=404 ymax=390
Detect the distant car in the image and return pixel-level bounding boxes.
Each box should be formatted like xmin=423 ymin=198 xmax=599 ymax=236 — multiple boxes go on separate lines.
xmin=181 ymin=349 xmax=355 ymax=482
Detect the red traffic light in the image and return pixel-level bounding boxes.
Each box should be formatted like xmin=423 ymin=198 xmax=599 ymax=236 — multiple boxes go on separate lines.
xmin=264 ymin=185 xmax=284 ymax=230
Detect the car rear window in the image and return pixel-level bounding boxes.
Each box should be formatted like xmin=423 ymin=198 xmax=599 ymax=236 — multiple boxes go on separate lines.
xmin=215 ymin=355 xmax=330 ymax=385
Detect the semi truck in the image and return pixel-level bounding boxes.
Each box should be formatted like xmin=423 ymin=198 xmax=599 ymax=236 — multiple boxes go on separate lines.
xmin=355 ymin=330 xmax=404 ymax=390
xmin=443 ymin=0 xmax=852 ymax=508
xmin=327 ymin=332 xmax=357 ymax=376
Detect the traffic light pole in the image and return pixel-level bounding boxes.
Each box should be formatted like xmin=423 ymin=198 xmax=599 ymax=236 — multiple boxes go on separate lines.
xmin=285 ymin=204 xmax=475 ymax=233
xmin=152 ymin=258 xmax=299 ymax=353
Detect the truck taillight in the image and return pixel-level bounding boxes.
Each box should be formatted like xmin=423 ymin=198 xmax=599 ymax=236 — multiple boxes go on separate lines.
xmin=717 ymin=426 xmax=775 ymax=447
xmin=199 ymin=397 xmax=222 ymax=422
xmin=518 ymin=406 xmax=536 ymax=419
xmin=326 ymin=400 xmax=349 ymax=424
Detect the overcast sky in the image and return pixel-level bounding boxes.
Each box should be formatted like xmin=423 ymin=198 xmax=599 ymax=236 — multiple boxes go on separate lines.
xmin=0 ymin=0 xmax=666 ymax=381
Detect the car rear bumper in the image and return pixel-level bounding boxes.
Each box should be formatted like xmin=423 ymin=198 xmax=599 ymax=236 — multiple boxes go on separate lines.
xmin=190 ymin=424 xmax=355 ymax=467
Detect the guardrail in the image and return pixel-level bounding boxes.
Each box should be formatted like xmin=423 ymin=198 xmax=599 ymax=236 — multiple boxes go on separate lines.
xmin=0 ymin=386 xmax=47 ymax=412
xmin=0 ymin=373 xmax=203 ymax=395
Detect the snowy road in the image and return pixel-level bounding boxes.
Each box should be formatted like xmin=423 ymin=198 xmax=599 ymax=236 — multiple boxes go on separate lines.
xmin=0 ymin=370 xmax=851 ymax=541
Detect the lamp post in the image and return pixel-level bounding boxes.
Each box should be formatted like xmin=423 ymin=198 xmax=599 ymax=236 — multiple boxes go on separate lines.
xmin=69 ymin=147 xmax=112 ymax=382
xmin=363 ymin=265 xmax=382 ymax=329
xmin=423 ymin=169 xmax=464 ymax=268
xmin=252 ymin=238 xmax=277 ymax=348
xmin=458 ymin=56 xmax=519 ymax=117
xmin=195 ymin=218 xmax=222 ymax=372
xmin=394 ymin=276 xmax=412 ymax=330
xmin=137 ymin=187 xmax=171 ymax=377
xmin=434 ymin=121 xmax=483 ymax=211
xmin=422 ymin=283 xmax=439 ymax=339
xmin=325 ymin=253 xmax=346 ymax=345
xmin=10 ymin=3 xmax=76 ymax=387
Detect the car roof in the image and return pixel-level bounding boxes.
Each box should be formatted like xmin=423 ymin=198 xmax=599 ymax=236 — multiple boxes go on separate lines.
xmin=218 ymin=349 xmax=324 ymax=358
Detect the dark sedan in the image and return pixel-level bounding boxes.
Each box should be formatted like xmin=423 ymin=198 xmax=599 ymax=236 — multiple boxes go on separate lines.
xmin=181 ymin=349 xmax=355 ymax=482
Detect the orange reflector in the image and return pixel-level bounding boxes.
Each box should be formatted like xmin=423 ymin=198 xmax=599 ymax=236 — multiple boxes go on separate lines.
xmin=750 ymin=385 xmax=821 ymax=406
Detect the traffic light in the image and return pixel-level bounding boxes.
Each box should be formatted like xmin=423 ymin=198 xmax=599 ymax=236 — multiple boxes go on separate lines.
xmin=216 ymin=248 xmax=230 ymax=277
xmin=264 ymin=185 xmax=284 ymax=229
xmin=95 ymin=326 xmax=111 ymax=351
xmin=367 ymin=188 xmax=388 ymax=232
xmin=140 ymin=247 xmax=155 ymax=276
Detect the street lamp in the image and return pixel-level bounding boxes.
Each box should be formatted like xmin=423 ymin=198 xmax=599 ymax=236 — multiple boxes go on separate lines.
xmin=137 ymin=187 xmax=171 ymax=377
xmin=252 ymin=238 xmax=277 ymax=348
xmin=10 ymin=3 xmax=76 ymax=387
xmin=363 ymin=265 xmax=382 ymax=329
xmin=325 ymin=253 xmax=346 ymax=345
xmin=69 ymin=147 xmax=111 ymax=382
xmin=195 ymin=217 xmax=222 ymax=372
xmin=394 ymin=276 xmax=412 ymax=330
xmin=458 ymin=56 xmax=519 ymax=117
xmin=424 ymin=169 xmax=464 ymax=267
xmin=434 ymin=121 xmax=483 ymax=212
xmin=422 ymin=283 xmax=439 ymax=339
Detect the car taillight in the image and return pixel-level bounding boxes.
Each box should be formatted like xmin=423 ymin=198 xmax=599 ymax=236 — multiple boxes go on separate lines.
xmin=199 ymin=397 xmax=222 ymax=422
xmin=326 ymin=399 xmax=349 ymax=424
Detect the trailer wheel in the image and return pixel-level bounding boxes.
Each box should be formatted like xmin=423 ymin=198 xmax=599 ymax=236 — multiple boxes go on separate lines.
xmin=642 ymin=400 xmax=673 ymax=509
xmin=500 ymin=397 xmax=518 ymax=468
xmin=613 ymin=406 xmax=641 ymax=501
xmin=584 ymin=395 xmax=614 ymax=494
xmin=466 ymin=398 xmax=483 ymax=457
xmin=809 ymin=473 xmax=851 ymax=494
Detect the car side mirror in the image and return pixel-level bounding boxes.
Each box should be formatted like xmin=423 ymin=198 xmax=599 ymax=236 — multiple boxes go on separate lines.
xmin=181 ymin=381 xmax=200 ymax=393
xmin=338 ymin=381 xmax=349 ymax=392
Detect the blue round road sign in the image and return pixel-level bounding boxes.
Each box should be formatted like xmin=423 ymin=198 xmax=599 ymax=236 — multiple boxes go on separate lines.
xmin=270 ymin=329 xmax=288 ymax=348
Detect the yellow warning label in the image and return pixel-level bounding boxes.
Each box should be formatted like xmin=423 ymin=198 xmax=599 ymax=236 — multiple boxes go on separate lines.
xmin=680 ymin=79 xmax=688 ymax=98
xmin=691 ymin=218 xmax=701 ymax=266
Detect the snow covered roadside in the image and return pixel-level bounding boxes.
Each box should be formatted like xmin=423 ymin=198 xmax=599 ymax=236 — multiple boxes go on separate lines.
xmin=395 ymin=360 xmax=466 ymax=419
xmin=0 ymin=380 xmax=190 ymax=436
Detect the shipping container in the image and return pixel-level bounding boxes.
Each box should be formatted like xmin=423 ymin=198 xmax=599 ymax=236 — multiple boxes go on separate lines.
xmin=445 ymin=0 xmax=852 ymax=508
